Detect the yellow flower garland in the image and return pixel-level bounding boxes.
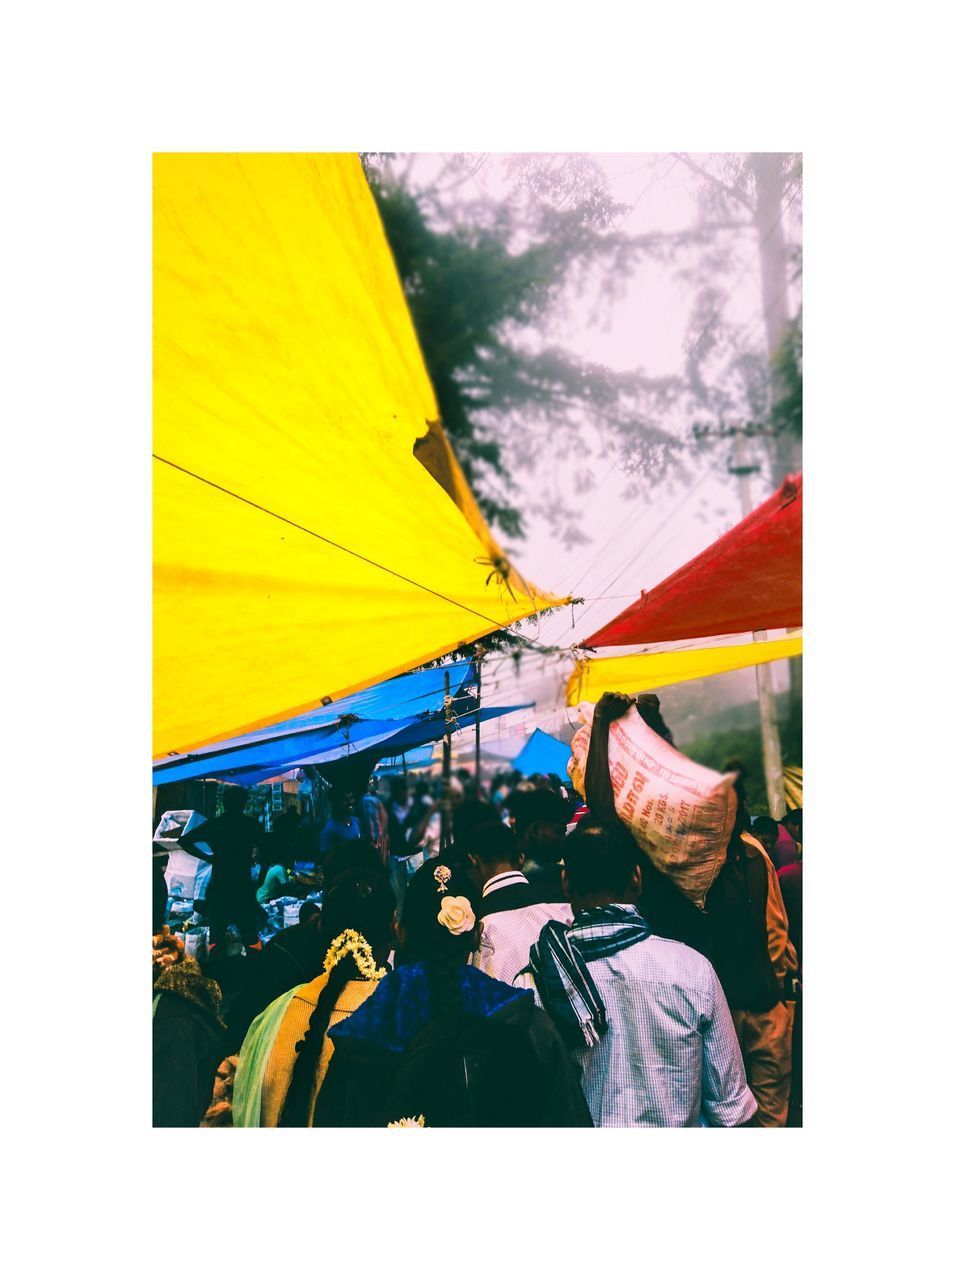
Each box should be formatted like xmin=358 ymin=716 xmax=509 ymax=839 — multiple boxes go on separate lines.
xmin=322 ymin=928 xmax=387 ymax=981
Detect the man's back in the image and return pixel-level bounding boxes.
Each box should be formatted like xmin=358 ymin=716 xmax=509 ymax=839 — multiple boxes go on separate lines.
xmin=475 ymin=883 xmax=573 ymax=986
xmin=574 ymin=934 xmax=755 ymax=1128
xmin=320 ymin=816 xmax=360 ymax=854
xmin=190 ymin=812 xmax=260 ymax=884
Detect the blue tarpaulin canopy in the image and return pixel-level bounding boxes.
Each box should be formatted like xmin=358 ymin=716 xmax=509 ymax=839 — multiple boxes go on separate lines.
xmin=512 ymin=729 xmax=573 ymax=780
xmin=153 ymin=655 xmax=531 ymax=787
xmin=153 ymin=661 xmax=475 ymax=785
xmin=375 ymin=745 xmax=436 ymax=775
xmin=220 ymin=702 xmax=529 ymax=787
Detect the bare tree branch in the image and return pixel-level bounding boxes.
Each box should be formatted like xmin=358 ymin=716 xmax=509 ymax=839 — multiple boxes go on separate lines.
xmin=671 ymin=153 xmax=755 ymax=213
xmin=428 ymin=153 xmax=492 ymax=197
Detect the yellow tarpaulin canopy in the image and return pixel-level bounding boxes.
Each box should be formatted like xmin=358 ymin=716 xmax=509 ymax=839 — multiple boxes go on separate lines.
xmin=566 ymin=634 xmax=803 ymax=706
xmin=154 ymin=153 xmax=561 ymax=759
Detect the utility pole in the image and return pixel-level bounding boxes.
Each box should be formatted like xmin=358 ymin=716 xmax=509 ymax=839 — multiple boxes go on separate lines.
xmin=751 ymin=154 xmax=802 ymax=721
xmin=440 ymin=669 xmax=453 ymax=851
xmin=730 ymin=428 xmax=787 ymax=819
xmin=751 ymin=153 xmax=801 ymax=486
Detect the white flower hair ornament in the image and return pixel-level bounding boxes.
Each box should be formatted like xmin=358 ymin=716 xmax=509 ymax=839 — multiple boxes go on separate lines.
xmin=437 ymin=895 xmax=475 ymax=936
xmin=387 ymin=1115 xmax=426 ymax=1128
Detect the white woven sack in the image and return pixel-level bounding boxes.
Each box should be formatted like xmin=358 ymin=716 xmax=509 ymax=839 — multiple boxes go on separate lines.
xmin=569 ymin=702 xmax=737 ymax=908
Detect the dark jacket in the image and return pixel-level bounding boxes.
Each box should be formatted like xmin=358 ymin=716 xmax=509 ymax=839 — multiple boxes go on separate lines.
xmin=706 ymin=842 xmax=783 ymax=1013
xmin=634 ymin=852 xmax=715 ymax=958
xmin=475 ymin=878 xmax=536 ymax=919
xmin=312 ymin=962 xmax=592 ymax=1128
xmin=219 ymin=921 xmax=326 ymax=1053
xmin=152 ymin=960 xmax=226 ymax=1127
xmin=476 ymin=870 xmax=567 ymax=920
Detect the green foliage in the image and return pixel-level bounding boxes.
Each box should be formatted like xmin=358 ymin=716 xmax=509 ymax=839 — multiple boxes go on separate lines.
xmin=363 ymin=154 xmax=683 ymax=540
xmin=361 ymin=153 xmax=801 ymax=538
xmin=684 ymin=724 xmax=768 ymax=811
xmin=682 ymin=695 xmax=801 ymax=817
xmin=771 ymin=315 xmax=803 ymax=442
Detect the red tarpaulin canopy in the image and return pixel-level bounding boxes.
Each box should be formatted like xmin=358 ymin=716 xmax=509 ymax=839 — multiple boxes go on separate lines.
xmin=584 ymin=473 xmax=802 ymax=647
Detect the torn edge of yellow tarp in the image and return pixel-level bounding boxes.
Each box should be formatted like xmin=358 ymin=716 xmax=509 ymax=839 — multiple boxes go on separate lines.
xmin=412 ymin=416 xmax=557 ymax=607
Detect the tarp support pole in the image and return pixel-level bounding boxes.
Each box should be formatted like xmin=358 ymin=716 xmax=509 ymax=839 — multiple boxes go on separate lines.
xmin=474 ymin=648 xmax=483 ymax=795
xmin=731 ymin=430 xmax=786 ymax=819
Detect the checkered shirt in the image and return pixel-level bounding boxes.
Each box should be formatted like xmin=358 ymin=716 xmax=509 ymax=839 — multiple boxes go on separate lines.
xmin=519 ymin=927 xmax=756 ymax=1128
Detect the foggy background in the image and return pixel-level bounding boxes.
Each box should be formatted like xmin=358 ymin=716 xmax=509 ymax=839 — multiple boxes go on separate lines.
xmin=362 ymin=153 xmax=803 ymax=801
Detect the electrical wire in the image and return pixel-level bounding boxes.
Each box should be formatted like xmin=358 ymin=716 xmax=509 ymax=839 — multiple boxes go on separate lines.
xmin=557 ymin=462 xmax=672 ymax=600
xmin=154 ymin=453 xmax=561 ymax=657
xmin=559 ymin=465 xmax=713 ymax=641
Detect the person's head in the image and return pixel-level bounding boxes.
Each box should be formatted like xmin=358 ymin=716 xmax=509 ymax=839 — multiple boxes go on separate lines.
xmin=522 ymin=819 xmax=566 ymax=867
xmin=397 ymin=861 xmax=478 ymax=966
xmin=509 ymin=785 xmax=566 ymax=844
xmin=726 ymin=760 xmax=748 ymax=808
xmin=330 ymin=788 xmax=355 ymax=820
xmin=636 ymin=693 xmax=674 ymax=745
xmin=321 ymin=838 xmax=383 ymax=887
xmin=464 ymin=820 xmax=522 ymax=890
xmin=561 ymin=823 xmax=641 ymax=912
xmin=726 ymin=775 xmax=750 ymax=853
xmin=280 ymin=866 xmax=396 ymax=1127
xmin=783 ymin=808 xmax=802 ymax=843
xmin=454 ymin=798 xmax=498 ymax=849
xmin=221 ymin=785 xmax=249 ymax=815
xmin=444 ymin=777 xmax=465 ymax=806
xmin=298 ymin=900 xmax=322 ymax=928
xmin=462 ymin=778 xmax=482 ymax=802
xmin=390 ymin=778 xmax=408 ymax=805
xmin=751 ymin=815 xmax=780 ymax=850
xmin=319 ymin=866 xmax=396 ymax=965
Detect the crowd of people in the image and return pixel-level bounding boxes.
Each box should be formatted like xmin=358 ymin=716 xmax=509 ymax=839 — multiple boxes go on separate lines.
xmin=152 ymin=692 xmax=803 ymax=1128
